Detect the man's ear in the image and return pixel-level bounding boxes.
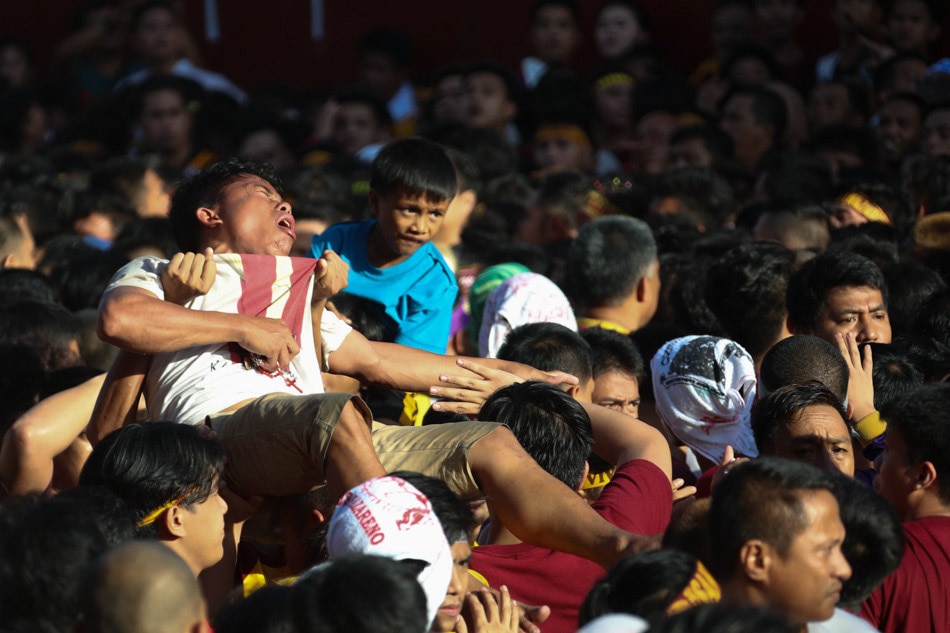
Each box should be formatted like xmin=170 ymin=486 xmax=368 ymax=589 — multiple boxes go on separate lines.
xmin=164 ymin=505 xmax=188 ymax=539
xmin=916 ymin=461 xmax=939 ymax=492
xmin=739 ymin=539 xmax=770 ymax=583
xmin=307 ymin=508 xmax=327 ymax=531
xmin=1 ymin=253 xmax=14 ymax=269
xmin=786 ymin=315 xmax=807 ymax=336
xmin=575 ymin=460 xmax=590 ymax=495
xmin=196 ymin=207 xmax=221 ymax=229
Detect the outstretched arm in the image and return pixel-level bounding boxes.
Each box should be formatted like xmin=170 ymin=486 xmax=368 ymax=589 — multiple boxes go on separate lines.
xmin=0 ymin=374 xmax=105 ymax=495
xmin=581 ymin=402 xmax=673 ymax=480
xmin=87 ymin=350 xmax=150 ymax=446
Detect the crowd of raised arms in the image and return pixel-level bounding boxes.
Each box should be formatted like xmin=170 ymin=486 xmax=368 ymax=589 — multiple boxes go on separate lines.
xmin=0 ymin=0 xmax=949 ymax=632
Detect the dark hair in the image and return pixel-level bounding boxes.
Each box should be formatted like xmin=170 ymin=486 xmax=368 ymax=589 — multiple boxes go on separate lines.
xmin=580 ymin=549 xmax=699 ymax=625
xmin=653 ymin=167 xmax=735 ymax=230
xmin=462 ymin=61 xmax=520 ymax=105
xmin=369 ymin=138 xmax=457 ymax=203
xmin=130 ymin=0 xmax=179 ymax=31
xmin=530 ymin=0 xmax=581 ymax=24
xmin=908 ymin=154 xmax=950 ymax=215
xmin=79 ymin=422 xmax=225 ymax=539
xmin=292 ymin=554 xmax=428 ymax=633
xmin=873 ymin=52 xmax=928 ymax=92
xmin=333 ymin=87 xmax=393 ymax=129
xmin=666 ymin=257 xmax=726 ymax=336
xmin=786 ymin=250 xmax=887 ymax=333
xmin=880 ymin=262 xmax=945 ymax=338
xmin=0 ymin=268 xmax=57 ymax=304
xmin=391 ymin=471 xmax=472 ymax=543
xmin=479 ymin=381 xmax=594 ymax=489
xmin=881 ymin=383 xmax=950 ymax=504
xmin=359 ymin=28 xmax=414 ymax=68
xmin=533 ymin=169 xmax=592 ymax=230
xmin=834 ymin=178 xmax=915 ymax=235
xmin=751 ymin=381 xmax=849 ymax=455
xmin=648 ymin=603 xmax=798 ymax=633
xmin=669 ymin=125 xmax=735 ymax=163
xmin=0 ymin=494 xmax=116 ymax=633
xmin=705 ymin=242 xmax=795 ymax=359
xmin=0 ymin=299 xmax=81 ymax=372
xmin=708 ymin=457 xmax=834 ymax=581
xmin=433 ymin=126 xmax=519 ymax=184
xmin=720 ymin=85 xmax=788 ymax=144
xmin=826 ymin=472 xmax=904 ymax=608
xmin=757 ymin=151 xmax=835 ymax=204
xmin=54 ymin=485 xmax=137 ymax=547
xmin=759 ymin=335 xmax=850 ymax=400
xmin=328 ymin=292 xmax=394 ymax=343
xmin=169 ymin=158 xmax=282 ymax=251
xmin=496 ymin=322 xmax=594 ymax=386
xmin=581 ymin=327 xmax=645 ymax=381
xmin=809 ymin=124 xmax=876 ymax=166
xmin=216 ymin=585 xmax=295 ymax=633
xmin=566 ymin=216 xmax=657 ymax=309
xmin=45 ymin=247 xmax=130 ymax=312
xmin=111 ymin=217 xmax=179 ymax=260
xmin=0 ymin=343 xmax=44 ymax=432
xmin=914 ymin=288 xmax=950 ymax=349
xmin=721 ymin=43 xmax=781 ymax=83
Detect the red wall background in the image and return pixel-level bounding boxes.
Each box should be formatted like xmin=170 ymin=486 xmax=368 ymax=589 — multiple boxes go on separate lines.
xmin=0 ymin=1 xmax=946 ymax=95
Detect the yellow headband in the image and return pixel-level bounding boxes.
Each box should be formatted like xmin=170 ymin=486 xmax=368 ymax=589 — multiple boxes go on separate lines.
xmin=837 ymin=193 xmax=892 ymax=225
xmin=666 ymin=560 xmax=722 ymax=615
xmin=534 ymin=124 xmax=592 ymax=148
xmin=594 ymin=72 xmax=635 ymax=92
xmin=136 ymin=493 xmax=188 ymax=528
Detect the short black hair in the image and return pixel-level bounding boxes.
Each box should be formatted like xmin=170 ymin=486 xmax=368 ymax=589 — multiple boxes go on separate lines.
xmin=79 ymin=422 xmax=225 ymax=539
xmin=786 ymin=250 xmax=888 ymax=333
xmin=653 ymin=167 xmax=735 ymax=230
xmin=130 ymin=0 xmax=179 ymax=31
xmin=871 ymin=345 xmax=924 ymax=410
xmin=566 ymin=216 xmax=657 ymax=310
xmin=751 ymin=381 xmax=849 ymax=455
xmin=873 ymin=51 xmax=928 ymax=92
xmin=0 ymin=268 xmax=57 ymax=305
xmin=705 ymin=242 xmax=795 ymax=359
xmin=580 ymin=549 xmax=700 ymax=626
xmin=462 ymin=61 xmax=520 ymax=104
xmin=720 ymin=85 xmax=788 ymax=144
xmin=759 ymin=335 xmax=850 ymax=400
xmin=369 ymin=138 xmax=457 ymax=203
xmin=0 ymin=299 xmax=81 ymax=372
xmin=669 ymin=125 xmax=735 ymax=163
xmin=914 ymin=288 xmax=950 ymax=349
xmin=479 ymin=381 xmax=594 ymax=489
xmin=215 ymin=585 xmax=295 ymax=633
xmin=826 ymin=471 xmax=904 ymax=609
xmin=649 ymin=603 xmax=799 ymax=633
xmin=495 ymin=322 xmax=594 ymax=386
xmin=333 ymin=87 xmax=393 ymax=129
xmin=708 ymin=457 xmax=835 ymax=581
xmin=168 ymin=158 xmax=281 ymax=252
xmin=530 ymin=0 xmax=580 ymax=24
xmin=580 ymin=327 xmax=645 ymax=381
xmin=292 ymin=554 xmax=428 ymax=633
xmin=881 ymin=383 xmax=950 ymax=505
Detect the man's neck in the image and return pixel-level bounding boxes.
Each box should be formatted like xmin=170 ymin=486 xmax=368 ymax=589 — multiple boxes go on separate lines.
xmin=906 ymin=494 xmax=950 ymax=521
xmin=583 ymin=302 xmax=641 ymax=334
xmin=484 ymin=512 xmax=522 ymax=546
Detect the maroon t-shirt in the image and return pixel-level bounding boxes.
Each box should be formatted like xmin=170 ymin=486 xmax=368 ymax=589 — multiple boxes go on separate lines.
xmin=470 ymin=460 xmax=672 ymax=633
xmin=861 ymin=515 xmax=950 ymax=633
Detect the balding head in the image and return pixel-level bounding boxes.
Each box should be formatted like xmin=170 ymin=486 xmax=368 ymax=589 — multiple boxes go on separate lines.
xmin=80 ymin=542 xmax=205 ymax=633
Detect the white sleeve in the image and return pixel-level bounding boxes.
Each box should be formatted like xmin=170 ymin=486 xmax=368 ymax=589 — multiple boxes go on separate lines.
xmin=103 ymin=256 xmax=168 ymax=300
xmin=320 ymin=308 xmax=354 ymax=370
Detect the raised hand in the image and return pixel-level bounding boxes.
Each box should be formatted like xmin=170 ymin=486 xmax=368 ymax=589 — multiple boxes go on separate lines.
xmin=162 ymin=248 xmax=217 ymax=305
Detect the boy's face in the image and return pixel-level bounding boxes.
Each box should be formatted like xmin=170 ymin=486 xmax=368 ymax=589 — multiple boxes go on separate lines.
xmin=432 ymin=541 xmax=472 ymax=633
xmin=135 ymin=6 xmax=180 ymax=64
xmin=368 ymin=189 xmax=448 ymax=264
xmin=875 ymin=98 xmax=922 ymax=163
xmin=888 ymin=0 xmax=939 ymax=53
xmin=807 ymin=83 xmax=855 ymax=130
xmin=464 ymin=72 xmax=515 ymax=132
xmin=530 ymin=6 xmax=580 ymax=65
xmin=713 ymin=4 xmax=755 ymax=57
xmin=140 ymin=88 xmax=192 ymax=153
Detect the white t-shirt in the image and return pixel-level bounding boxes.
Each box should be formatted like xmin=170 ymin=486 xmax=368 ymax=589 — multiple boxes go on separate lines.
xmin=808 ymin=608 xmax=878 ymax=633
xmin=105 ymin=254 xmax=353 ymax=425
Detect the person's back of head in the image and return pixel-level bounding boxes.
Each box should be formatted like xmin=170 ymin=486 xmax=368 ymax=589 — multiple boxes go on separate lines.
xmin=0 ymin=299 xmax=82 ymax=372
xmin=759 ymin=335 xmax=849 ymax=400
xmin=785 ymin=249 xmax=889 ymax=341
xmin=870 ymin=345 xmax=924 ymax=410
xmin=0 ymin=268 xmax=57 ymax=304
xmin=880 ymin=261 xmax=946 ymax=337
xmin=0 ymin=494 xmax=114 ymax=633
xmin=878 ymin=382 xmax=950 ymax=517
xmin=80 ymin=541 xmax=205 ymax=633
xmin=757 ymin=151 xmax=835 ymax=204
xmin=826 ymin=472 xmax=904 ymax=609
xmin=705 ymin=242 xmax=794 ymax=361
xmin=479 ymin=381 xmax=594 ymax=489
xmin=292 ymin=555 xmax=428 ymax=633
xmin=647 ymin=603 xmax=798 ymax=633
xmin=369 ymin=138 xmax=457 ymax=204
xmin=45 ymin=246 xmax=130 ymax=312
xmin=480 ymin=277 xmax=579 ymax=359
xmin=495 ymin=321 xmax=593 ymax=387
xmin=652 ymin=167 xmax=735 ymax=231
xmin=913 ymin=287 xmax=950 ymax=349
xmin=79 ymin=422 xmax=224 ymax=541
xmin=750 ymin=200 xmax=831 ymax=254
xmin=580 ymin=549 xmax=717 ymax=626
xmin=566 ymin=215 xmax=657 ymax=312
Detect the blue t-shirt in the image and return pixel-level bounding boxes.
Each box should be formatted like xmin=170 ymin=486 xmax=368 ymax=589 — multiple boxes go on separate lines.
xmin=309 ymin=220 xmax=457 ymax=354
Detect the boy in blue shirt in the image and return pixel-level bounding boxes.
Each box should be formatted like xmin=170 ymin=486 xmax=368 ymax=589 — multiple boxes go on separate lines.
xmin=309 ymin=138 xmax=458 ymax=354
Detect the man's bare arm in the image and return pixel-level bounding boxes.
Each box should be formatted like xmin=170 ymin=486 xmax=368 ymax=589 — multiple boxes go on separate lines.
xmin=87 ymin=350 xmax=150 ymax=446
xmin=581 ymin=402 xmax=673 ymax=480
xmin=99 ymin=286 xmax=299 ymax=369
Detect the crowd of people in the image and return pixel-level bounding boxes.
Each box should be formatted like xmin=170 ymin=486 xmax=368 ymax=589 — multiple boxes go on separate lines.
xmin=1 ymin=0 xmax=950 ymax=632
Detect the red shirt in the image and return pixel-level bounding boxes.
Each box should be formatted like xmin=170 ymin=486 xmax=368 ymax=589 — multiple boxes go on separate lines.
xmin=861 ymin=515 xmax=950 ymax=633
xmin=470 ymin=460 xmax=672 ymax=633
